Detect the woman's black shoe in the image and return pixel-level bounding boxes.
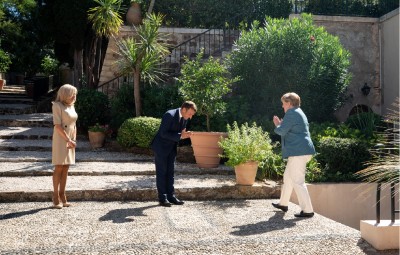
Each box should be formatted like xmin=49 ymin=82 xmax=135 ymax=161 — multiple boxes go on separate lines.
xmin=272 ymin=203 xmax=288 ymax=212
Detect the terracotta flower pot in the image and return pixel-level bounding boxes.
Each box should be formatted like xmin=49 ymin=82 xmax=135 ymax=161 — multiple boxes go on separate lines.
xmin=190 ymin=131 xmax=227 ymax=168
xmin=88 ymin=131 xmax=106 ymax=148
xmin=234 ymin=161 xmax=259 ymax=185
xmin=0 ymin=79 xmax=4 ymax=90
xmin=126 ymin=2 xmax=142 ymax=26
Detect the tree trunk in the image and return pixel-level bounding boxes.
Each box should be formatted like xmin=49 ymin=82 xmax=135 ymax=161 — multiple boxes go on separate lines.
xmin=73 ymin=49 xmax=83 ymax=88
xmin=133 ymin=68 xmax=141 ymax=116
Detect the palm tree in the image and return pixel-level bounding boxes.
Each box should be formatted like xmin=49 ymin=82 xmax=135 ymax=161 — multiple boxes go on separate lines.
xmin=356 ymin=98 xmax=400 ymax=196
xmin=115 ymin=13 xmax=170 ymax=116
xmin=87 ymin=0 xmax=124 ymax=88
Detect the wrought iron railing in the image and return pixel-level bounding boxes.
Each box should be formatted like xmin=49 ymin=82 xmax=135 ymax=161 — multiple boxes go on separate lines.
xmin=376 ymin=182 xmax=399 ymax=223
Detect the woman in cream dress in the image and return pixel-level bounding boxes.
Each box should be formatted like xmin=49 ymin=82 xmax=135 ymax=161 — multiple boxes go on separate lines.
xmin=52 ymin=84 xmax=78 ymax=209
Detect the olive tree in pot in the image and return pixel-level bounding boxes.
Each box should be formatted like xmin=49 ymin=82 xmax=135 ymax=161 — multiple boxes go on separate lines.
xmin=219 ymin=122 xmax=274 ymax=185
xmin=178 ymin=50 xmax=239 ymax=168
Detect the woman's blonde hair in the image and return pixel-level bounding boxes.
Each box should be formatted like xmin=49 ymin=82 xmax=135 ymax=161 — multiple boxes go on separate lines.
xmin=281 ymin=92 xmax=301 ymax=107
xmin=55 ymin=84 xmax=77 ymax=105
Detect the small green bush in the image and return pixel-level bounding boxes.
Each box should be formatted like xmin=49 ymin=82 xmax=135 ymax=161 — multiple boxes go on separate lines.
xmin=117 ymin=116 xmax=161 ymax=148
xmin=0 ymin=48 xmax=11 ymax=73
xmin=219 ymin=122 xmax=274 ymax=167
xmin=75 ymin=88 xmax=110 ymax=130
xmin=315 ymin=137 xmax=370 ymax=181
xmin=41 ymin=55 xmax=59 ymax=76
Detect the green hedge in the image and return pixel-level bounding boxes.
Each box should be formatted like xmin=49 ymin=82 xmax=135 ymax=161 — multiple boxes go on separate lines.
xmin=117 ymin=117 xmax=161 ymax=148
xmin=315 ymin=137 xmax=370 ymax=181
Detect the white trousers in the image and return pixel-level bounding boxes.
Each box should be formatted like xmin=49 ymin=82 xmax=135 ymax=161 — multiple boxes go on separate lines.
xmin=279 ymin=155 xmax=313 ymax=213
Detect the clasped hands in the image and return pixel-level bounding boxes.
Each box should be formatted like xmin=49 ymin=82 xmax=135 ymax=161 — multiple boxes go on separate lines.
xmin=273 ymin=115 xmax=282 ymax=127
xmin=67 ymin=139 xmax=76 ymax=149
xmin=180 ymin=129 xmax=192 ymax=139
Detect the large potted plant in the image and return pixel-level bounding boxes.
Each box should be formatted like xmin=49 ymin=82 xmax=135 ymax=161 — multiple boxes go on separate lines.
xmin=179 ymin=50 xmax=239 ymax=168
xmin=219 ymin=122 xmax=274 ymax=185
xmin=0 ymin=48 xmax=11 ymax=90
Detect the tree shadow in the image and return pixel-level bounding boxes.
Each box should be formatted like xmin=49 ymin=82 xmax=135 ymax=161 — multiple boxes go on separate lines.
xmin=99 ymin=204 xmax=158 ymax=223
xmin=0 ymin=207 xmax=49 ymax=220
xmin=230 ymin=212 xmax=302 ymax=236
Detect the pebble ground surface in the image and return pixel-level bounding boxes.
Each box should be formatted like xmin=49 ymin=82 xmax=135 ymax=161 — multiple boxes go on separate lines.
xmin=0 ymin=200 xmax=398 ymax=255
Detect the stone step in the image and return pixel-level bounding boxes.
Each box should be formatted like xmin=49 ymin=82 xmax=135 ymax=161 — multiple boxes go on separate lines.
xmin=0 ymin=126 xmax=53 ymax=139
xmin=0 ymin=174 xmax=279 ymax=202
xmin=0 ymin=150 xmax=154 ymax=162
xmin=0 ymin=161 xmax=233 ymax=176
xmin=0 ymin=97 xmax=35 ymax=105
xmin=0 ymin=104 xmax=37 ymax=115
xmin=0 ymin=138 xmax=94 ymax=151
xmin=0 ymin=113 xmax=52 ymax=127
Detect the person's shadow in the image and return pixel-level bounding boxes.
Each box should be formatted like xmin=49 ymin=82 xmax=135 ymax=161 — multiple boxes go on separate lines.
xmin=99 ymin=204 xmax=157 ymax=223
xmin=230 ymin=212 xmax=302 ymax=236
xmin=0 ymin=207 xmax=49 ymax=221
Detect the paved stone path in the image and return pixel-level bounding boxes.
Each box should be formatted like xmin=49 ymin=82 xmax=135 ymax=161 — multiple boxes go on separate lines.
xmin=1 ymin=200 xmax=396 ymax=255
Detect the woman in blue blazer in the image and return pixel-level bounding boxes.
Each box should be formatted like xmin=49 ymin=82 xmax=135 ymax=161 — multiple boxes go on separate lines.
xmin=151 ymin=101 xmax=197 ymax=207
xmin=271 ymin=92 xmax=316 ymax=218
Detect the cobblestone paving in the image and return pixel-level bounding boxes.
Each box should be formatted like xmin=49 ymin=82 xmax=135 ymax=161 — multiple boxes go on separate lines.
xmin=1 ymin=200 xmax=397 ymax=255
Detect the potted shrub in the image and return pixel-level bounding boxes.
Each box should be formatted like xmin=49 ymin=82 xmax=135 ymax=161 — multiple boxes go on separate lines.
xmin=219 ymin=122 xmax=274 ymax=185
xmin=0 ymin=48 xmax=11 ymax=90
xmin=178 ymin=50 xmax=239 ymax=168
xmin=88 ymin=123 xmax=111 ymax=148
xmin=41 ymin=54 xmax=60 ymax=88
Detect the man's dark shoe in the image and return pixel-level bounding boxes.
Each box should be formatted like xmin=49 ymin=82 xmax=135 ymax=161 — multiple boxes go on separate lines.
xmin=272 ymin=203 xmax=288 ymax=212
xmin=294 ymin=211 xmax=314 ymax=218
xmin=168 ymin=197 xmax=184 ymax=205
xmin=159 ymin=199 xmax=172 ymax=207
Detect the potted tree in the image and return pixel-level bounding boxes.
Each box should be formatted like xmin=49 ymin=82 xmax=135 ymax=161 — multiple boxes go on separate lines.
xmin=219 ymin=122 xmax=274 ymax=185
xmin=179 ymin=50 xmax=239 ymax=168
xmin=0 ymin=48 xmax=11 ymax=90
xmin=88 ymin=123 xmax=111 ymax=148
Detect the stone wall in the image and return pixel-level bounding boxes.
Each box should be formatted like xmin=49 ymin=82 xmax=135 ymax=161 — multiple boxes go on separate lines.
xmin=100 ymin=27 xmax=225 ymax=85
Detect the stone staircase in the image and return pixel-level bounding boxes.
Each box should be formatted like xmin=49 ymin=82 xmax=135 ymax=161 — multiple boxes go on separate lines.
xmin=0 ymin=85 xmax=280 ymax=203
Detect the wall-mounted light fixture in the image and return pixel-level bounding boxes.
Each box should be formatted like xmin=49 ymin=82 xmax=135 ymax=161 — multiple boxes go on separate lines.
xmin=361 ymin=83 xmax=371 ymax=96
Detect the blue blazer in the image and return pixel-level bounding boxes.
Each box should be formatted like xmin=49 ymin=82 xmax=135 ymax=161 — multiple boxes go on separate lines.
xmin=274 ymin=107 xmax=316 ymax=159
xmin=151 ymin=108 xmax=187 ymax=157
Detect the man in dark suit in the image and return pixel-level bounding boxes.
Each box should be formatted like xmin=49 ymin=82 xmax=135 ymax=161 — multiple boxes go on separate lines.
xmin=151 ymin=101 xmax=197 ymax=207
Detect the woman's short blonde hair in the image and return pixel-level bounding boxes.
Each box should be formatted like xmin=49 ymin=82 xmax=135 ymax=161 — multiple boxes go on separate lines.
xmin=281 ymin=92 xmax=301 ymax=107
xmin=55 ymin=84 xmax=77 ymax=105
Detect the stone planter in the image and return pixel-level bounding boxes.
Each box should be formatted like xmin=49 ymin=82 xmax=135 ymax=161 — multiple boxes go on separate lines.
xmin=234 ymin=161 xmax=259 ymax=185
xmin=88 ymin=131 xmax=106 ymax=148
xmin=190 ymin=132 xmax=227 ymax=168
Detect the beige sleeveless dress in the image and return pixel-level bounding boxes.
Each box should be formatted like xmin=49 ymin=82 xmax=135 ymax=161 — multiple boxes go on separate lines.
xmin=52 ymin=101 xmax=78 ymax=165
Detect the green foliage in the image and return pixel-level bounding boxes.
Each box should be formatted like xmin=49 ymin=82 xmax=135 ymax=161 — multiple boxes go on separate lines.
xmin=110 ymin=83 xmax=135 ymax=130
xmin=41 ymin=55 xmax=59 ymax=76
xmin=305 ymin=157 xmax=324 ymax=183
xmin=88 ymin=0 xmax=123 ymax=37
xmin=315 ymin=137 xmax=370 ymax=181
xmin=153 ymin=0 xmax=292 ymax=28
xmin=345 ymin=111 xmax=383 ymax=139
xmin=228 ymin=14 xmax=351 ymax=123
xmin=0 ymin=48 xmax=11 ymax=73
xmin=304 ymin=0 xmax=398 ymax=17
xmin=219 ymin=122 xmax=274 ymax=167
xmin=257 ymin=147 xmax=285 ymax=181
xmin=117 ymin=116 xmax=161 ymax=148
xmin=179 ymin=50 xmax=239 ymax=131
xmin=355 ymin=98 xmax=400 ymax=191
xmin=75 ymin=88 xmax=110 ymax=130
xmin=142 ymin=83 xmax=183 ymax=118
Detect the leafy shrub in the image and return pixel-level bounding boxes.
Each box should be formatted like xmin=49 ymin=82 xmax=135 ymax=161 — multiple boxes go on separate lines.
xmin=219 ymin=122 xmax=274 ymax=167
xmin=228 ymin=14 xmax=351 ymax=123
xmin=75 ymin=88 xmax=110 ymax=130
xmin=41 ymin=55 xmax=59 ymax=76
xmin=257 ymin=148 xmax=285 ymax=181
xmin=0 ymin=48 xmax=11 ymax=73
xmin=315 ymin=137 xmax=370 ymax=181
xmin=153 ymin=0 xmax=292 ymax=28
xmin=345 ymin=111 xmax=383 ymax=139
xmin=117 ymin=116 xmax=161 ymax=148
xmin=179 ymin=50 xmax=238 ymax=131
xmin=110 ymin=83 xmax=135 ymax=130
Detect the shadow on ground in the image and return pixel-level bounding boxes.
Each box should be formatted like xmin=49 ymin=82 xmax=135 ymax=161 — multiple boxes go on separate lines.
xmin=99 ymin=204 xmax=158 ymax=223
